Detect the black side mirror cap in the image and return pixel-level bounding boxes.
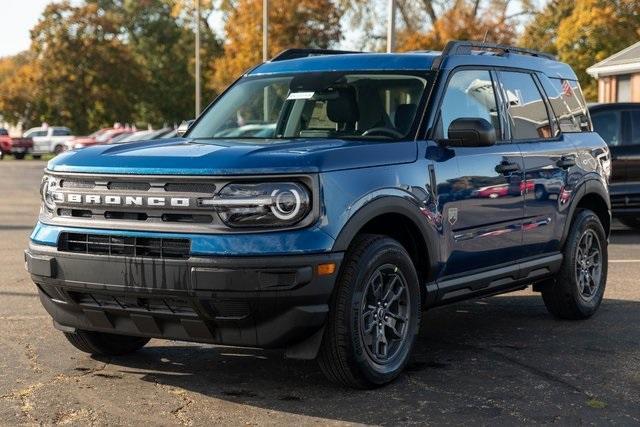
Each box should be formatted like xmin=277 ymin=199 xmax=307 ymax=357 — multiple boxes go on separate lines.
xmin=177 ymin=119 xmax=195 ymax=137
xmin=443 ymin=117 xmax=497 ymax=147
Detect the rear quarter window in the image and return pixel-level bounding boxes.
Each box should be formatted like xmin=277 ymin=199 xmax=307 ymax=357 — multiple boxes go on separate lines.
xmin=0 ymin=129 xmax=8 ymax=136
xmin=540 ymin=77 xmax=590 ymax=133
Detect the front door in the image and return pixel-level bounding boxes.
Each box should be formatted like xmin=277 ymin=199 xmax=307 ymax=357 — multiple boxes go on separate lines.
xmin=429 ymin=68 xmax=525 ymax=277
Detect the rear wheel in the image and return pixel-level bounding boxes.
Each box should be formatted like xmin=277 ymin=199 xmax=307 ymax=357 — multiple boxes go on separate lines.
xmin=619 ymin=217 xmax=640 ymax=230
xmin=318 ymin=234 xmax=421 ymax=388
xmin=14 ymin=153 xmax=25 ymax=160
xmin=64 ymin=330 xmax=150 ymax=356
xmin=53 ymin=145 xmax=65 ymax=155
xmin=541 ymin=209 xmax=607 ymax=319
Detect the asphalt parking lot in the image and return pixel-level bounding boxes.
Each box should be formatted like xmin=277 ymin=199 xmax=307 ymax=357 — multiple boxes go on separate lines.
xmin=0 ymin=161 xmax=639 ymax=426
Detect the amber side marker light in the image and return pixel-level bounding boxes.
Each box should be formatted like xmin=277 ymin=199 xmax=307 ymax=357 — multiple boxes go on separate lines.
xmin=317 ymin=263 xmax=336 ymax=276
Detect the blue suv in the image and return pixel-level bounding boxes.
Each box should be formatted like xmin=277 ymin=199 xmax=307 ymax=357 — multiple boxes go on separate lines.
xmin=26 ymin=41 xmax=611 ymax=388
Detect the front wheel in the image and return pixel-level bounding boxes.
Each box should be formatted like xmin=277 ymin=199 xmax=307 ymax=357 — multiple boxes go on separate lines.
xmin=541 ymin=209 xmax=607 ymax=319
xmin=64 ymin=330 xmax=150 ymax=356
xmin=318 ymin=234 xmax=421 ymax=388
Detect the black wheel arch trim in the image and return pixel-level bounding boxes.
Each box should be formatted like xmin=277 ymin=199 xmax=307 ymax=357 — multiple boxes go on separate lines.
xmin=560 ymin=178 xmax=611 ymax=248
xmin=331 ymin=195 xmax=439 ymax=283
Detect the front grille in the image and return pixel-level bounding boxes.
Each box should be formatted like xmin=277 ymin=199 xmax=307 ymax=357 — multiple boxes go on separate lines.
xmin=58 ymin=232 xmax=190 ymax=259
xmin=60 ymin=179 xmax=95 ymax=189
xmin=611 ymin=194 xmax=640 ymax=209
xmin=107 ymin=181 xmax=151 ymax=191
xmin=165 ymin=183 xmax=216 ymax=193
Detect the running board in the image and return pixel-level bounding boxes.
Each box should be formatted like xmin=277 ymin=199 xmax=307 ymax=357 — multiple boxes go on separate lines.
xmin=429 ymin=253 xmax=563 ymax=305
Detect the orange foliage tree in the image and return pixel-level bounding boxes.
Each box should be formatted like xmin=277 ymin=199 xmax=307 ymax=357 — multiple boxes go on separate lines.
xmin=210 ymin=0 xmax=342 ymax=93
xmin=521 ymin=0 xmax=640 ymax=100
xmin=342 ymin=0 xmax=535 ymax=51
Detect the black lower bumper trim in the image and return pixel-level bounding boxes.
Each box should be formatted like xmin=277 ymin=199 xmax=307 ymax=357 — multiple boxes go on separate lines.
xmin=26 ymin=243 xmax=342 ymax=350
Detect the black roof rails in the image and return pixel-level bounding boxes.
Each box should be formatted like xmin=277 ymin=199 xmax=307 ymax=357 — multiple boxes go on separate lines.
xmin=431 ymin=40 xmax=556 ymax=69
xmin=271 ymin=48 xmax=362 ymax=62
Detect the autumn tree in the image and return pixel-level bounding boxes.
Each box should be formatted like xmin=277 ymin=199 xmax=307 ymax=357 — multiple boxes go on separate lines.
xmin=521 ymin=0 xmax=640 ymax=100
xmin=342 ymin=0 xmax=535 ymax=52
xmin=115 ymin=0 xmax=222 ymax=125
xmin=520 ymin=0 xmax=574 ymax=55
xmin=0 ymin=1 xmax=146 ymax=134
xmin=0 ymin=53 xmax=44 ymax=128
xmin=0 ymin=0 xmax=223 ymax=132
xmin=210 ymin=0 xmax=342 ymax=93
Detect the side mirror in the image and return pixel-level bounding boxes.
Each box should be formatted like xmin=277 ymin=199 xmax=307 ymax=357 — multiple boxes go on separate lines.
xmin=177 ymin=119 xmax=195 ymax=137
xmin=445 ymin=118 xmax=496 ymax=147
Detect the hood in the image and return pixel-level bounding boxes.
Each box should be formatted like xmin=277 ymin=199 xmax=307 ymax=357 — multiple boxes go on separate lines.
xmin=47 ymin=138 xmax=417 ymax=175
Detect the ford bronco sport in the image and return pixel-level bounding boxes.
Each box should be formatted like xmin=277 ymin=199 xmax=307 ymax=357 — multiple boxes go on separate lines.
xmin=26 ymin=41 xmax=611 ymax=388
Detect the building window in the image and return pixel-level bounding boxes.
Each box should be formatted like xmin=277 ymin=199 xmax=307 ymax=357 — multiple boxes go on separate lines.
xmin=617 ymin=75 xmax=631 ymax=102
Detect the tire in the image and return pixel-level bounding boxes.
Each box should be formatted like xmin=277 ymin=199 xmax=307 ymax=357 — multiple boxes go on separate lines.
xmin=318 ymin=234 xmax=421 ymax=388
xmin=14 ymin=153 xmax=25 ymax=160
xmin=619 ymin=217 xmax=640 ymax=230
xmin=541 ymin=209 xmax=607 ymax=319
xmin=63 ymin=330 xmax=150 ymax=356
xmin=32 ymin=155 xmax=42 ymax=159
xmin=53 ymin=145 xmax=65 ymax=155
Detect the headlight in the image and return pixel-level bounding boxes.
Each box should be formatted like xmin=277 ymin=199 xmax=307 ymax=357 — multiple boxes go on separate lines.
xmin=40 ymin=175 xmax=59 ymax=212
xmin=200 ymin=182 xmax=311 ymax=228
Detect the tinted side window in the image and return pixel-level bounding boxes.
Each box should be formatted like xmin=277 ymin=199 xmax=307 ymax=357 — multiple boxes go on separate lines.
xmin=591 ymin=110 xmax=621 ymax=146
xmin=631 ymin=110 xmax=640 ymax=146
xmin=52 ymin=129 xmax=70 ymax=136
xmin=498 ymin=71 xmax=552 ymax=140
xmin=544 ymin=78 xmax=590 ymax=132
xmin=0 ymin=129 xmax=8 ymax=136
xmin=436 ymin=69 xmax=500 ymax=139
xmin=29 ymin=130 xmax=47 ymax=137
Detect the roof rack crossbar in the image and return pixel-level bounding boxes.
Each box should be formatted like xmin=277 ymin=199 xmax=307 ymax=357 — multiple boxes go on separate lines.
xmin=270 ymin=48 xmax=362 ymax=62
xmin=432 ymin=40 xmax=556 ymax=69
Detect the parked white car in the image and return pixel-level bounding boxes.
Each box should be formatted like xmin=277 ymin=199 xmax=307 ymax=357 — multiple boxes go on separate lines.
xmin=24 ymin=126 xmax=74 ymax=157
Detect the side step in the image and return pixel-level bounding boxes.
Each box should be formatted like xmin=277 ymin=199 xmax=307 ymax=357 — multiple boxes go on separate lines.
xmin=429 ymin=253 xmax=563 ymax=305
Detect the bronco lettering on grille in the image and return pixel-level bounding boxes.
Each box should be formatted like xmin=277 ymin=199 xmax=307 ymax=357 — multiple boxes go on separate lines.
xmin=54 ymin=193 xmax=191 ymax=207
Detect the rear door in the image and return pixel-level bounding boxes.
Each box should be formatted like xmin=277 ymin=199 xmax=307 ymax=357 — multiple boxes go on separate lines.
xmin=430 ymin=68 xmax=525 ymax=276
xmin=496 ymin=71 xmax=578 ymax=257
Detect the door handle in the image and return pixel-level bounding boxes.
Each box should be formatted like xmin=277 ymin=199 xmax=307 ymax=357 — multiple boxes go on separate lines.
xmin=557 ymin=156 xmax=576 ymax=169
xmin=495 ymin=162 xmax=520 ymax=174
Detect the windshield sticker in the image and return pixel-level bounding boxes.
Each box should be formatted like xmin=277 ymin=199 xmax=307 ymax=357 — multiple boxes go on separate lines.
xmin=287 ymin=91 xmax=315 ymax=100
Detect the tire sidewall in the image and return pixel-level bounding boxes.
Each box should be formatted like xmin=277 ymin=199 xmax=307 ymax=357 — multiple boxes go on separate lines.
xmin=566 ymin=211 xmax=608 ymax=315
xmin=343 ymin=238 xmax=420 ymax=385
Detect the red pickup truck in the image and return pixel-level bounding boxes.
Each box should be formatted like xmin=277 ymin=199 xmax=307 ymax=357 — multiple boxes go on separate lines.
xmin=0 ymin=128 xmax=34 ymax=160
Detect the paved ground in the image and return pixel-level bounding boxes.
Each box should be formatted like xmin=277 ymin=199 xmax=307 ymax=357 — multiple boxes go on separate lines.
xmin=1 ymin=161 xmax=639 ymax=426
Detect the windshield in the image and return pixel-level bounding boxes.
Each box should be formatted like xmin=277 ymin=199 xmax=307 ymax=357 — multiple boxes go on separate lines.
xmin=189 ymin=72 xmax=430 ymax=141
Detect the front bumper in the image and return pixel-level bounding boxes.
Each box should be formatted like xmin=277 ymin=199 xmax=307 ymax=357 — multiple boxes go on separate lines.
xmin=10 ymin=146 xmax=31 ymax=154
xmin=26 ymin=243 xmax=342 ymax=351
